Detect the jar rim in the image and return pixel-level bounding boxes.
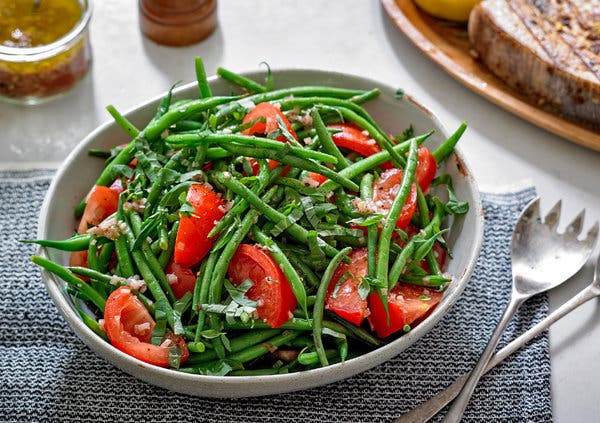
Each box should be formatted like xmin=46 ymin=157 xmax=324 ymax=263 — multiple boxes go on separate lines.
xmin=0 ymin=0 xmax=93 ymax=61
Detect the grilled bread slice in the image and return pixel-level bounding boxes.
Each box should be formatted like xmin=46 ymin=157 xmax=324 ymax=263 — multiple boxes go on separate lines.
xmin=469 ymin=0 xmax=600 ymax=129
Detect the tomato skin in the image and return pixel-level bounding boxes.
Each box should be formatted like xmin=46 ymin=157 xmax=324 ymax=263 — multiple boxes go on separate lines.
xmin=415 ymin=147 xmax=437 ymax=193
xmin=242 ymin=103 xmax=296 ymax=174
xmin=325 ymin=248 xmax=370 ymax=326
xmin=104 ymin=287 xmax=189 ymax=367
xmin=330 ymin=123 xmax=380 ymax=157
xmin=78 ymin=185 xmax=120 ymax=234
xmin=308 ymin=172 xmax=328 ymax=186
xmin=367 ymin=284 xmax=443 ymax=338
xmin=242 ymin=102 xmax=297 ymax=141
xmin=227 ymin=244 xmax=296 ymax=328
xmin=373 ymin=168 xmax=418 ymax=230
xmin=174 ymin=184 xmax=226 ymax=267
xmin=165 ymin=261 xmax=197 ymax=300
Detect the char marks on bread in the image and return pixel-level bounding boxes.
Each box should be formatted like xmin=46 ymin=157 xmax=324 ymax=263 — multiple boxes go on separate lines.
xmin=469 ymin=0 xmax=600 ymax=129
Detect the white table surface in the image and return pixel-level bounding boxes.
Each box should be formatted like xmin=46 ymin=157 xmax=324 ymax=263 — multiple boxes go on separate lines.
xmin=2 ymin=1 xmax=599 ymax=420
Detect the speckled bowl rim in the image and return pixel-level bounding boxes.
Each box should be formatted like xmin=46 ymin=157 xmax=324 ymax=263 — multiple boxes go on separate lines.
xmin=38 ymin=68 xmax=484 ymax=398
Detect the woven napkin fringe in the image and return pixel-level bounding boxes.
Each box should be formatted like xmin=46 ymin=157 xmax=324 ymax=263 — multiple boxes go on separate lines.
xmin=0 ymin=171 xmax=551 ymax=423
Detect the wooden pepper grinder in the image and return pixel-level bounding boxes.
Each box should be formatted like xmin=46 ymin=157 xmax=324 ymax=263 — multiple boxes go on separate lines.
xmin=139 ymin=0 xmax=217 ymax=46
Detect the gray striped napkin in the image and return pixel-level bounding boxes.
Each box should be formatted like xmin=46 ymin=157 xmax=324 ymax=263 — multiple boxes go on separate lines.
xmin=0 ymin=169 xmax=551 ymax=422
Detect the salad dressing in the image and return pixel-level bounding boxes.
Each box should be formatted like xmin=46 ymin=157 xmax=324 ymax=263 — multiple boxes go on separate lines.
xmin=0 ymin=0 xmax=91 ymax=104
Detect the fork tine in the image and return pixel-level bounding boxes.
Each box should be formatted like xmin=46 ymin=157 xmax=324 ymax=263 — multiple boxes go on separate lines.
xmin=522 ymin=197 xmax=541 ymax=221
xmin=543 ymin=200 xmax=562 ymax=230
xmin=594 ymin=246 xmax=600 ymax=283
xmin=565 ymin=209 xmax=586 ymax=236
xmin=584 ymin=221 xmax=599 ymax=244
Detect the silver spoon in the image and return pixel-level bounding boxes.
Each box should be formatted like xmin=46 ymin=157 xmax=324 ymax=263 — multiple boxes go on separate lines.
xmin=442 ymin=198 xmax=598 ymax=422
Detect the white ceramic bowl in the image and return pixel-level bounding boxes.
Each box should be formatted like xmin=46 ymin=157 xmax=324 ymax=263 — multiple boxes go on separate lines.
xmin=38 ymin=69 xmax=484 ymax=397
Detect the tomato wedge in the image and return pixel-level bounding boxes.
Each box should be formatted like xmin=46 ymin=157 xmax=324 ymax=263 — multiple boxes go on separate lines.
xmin=227 ymin=244 xmax=296 ymax=328
xmin=242 ymin=102 xmax=297 ymax=141
xmin=373 ymin=168 xmax=418 ymax=230
xmin=367 ymin=284 xmax=443 ymax=338
xmin=415 ymin=146 xmax=437 ymax=193
xmin=330 ymin=123 xmax=381 ymax=157
xmin=325 ymin=248 xmax=370 ymax=326
xmin=242 ymin=102 xmax=297 ymax=175
xmin=104 ymin=287 xmax=189 ymax=367
xmin=307 ymin=171 xmax=328 ymax=186
xmin=77 ymin=185 xmax=120 ymax=234
xmin=165 ymin=261 xmax=197 ymax=300
xmin=174 ymin=183 xmax=226 ymax=267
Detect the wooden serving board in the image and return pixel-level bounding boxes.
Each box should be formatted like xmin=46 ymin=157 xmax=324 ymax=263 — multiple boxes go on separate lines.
xmin=381 ymin=0 xmax=600 ymax=152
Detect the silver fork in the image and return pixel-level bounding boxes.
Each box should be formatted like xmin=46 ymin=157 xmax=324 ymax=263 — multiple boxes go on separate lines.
xmin=395 ymin=249 xmax=600 ymax=423
xmin=439 ymin=198 xmax=598 ymax=422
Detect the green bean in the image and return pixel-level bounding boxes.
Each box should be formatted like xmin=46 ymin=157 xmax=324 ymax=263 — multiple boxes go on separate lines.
xmin=144 ymin=96 xmax=241 ymax=141
xmin=313 ymin=247 xmax=352 ymax=366
xmin=277 ymin=96 xmax=377 ymax=129
xmin=349 ymin=88 xmax=381 ymax=104
xmin=215 ymin=86 xmax=366 ymax=123
xmin=359 ymin=173 xmax=378 ymax=278
xmin=318 ymin=131 xmax=432 ymax=193
xmin=388 ymin=240 xmax=416 ymax=288
xmin=194 ymin=252 xmax=218 ymax=340
xmin=208 ymin=162 xmax=280 ymax=238
xmin=166 ymin=133 xmax=338 ymax=165
xmin=329 ymin=314 xmax=382 ymax=347
xmin=172 ymin=120 xmax=205 ymax=132
xmin=217 ymin=144 xmax=358 ymax=191
xmin=311 ymin=108 xmax=348 ymax=171
xmin=106 ymin=105 xmax=140 ymax=138
xmin=155 ymin=83 xmax=177 ymax=120
xmin=129 ymin=212 xmax=177 ymax=305
xmin=432 ymin=121 xmax=467 ymax=164
xmin=87 ymin=239 xmax=100 ymax=272
xmin=74 ymin=302 xmax=108 ymax=341
xmin=144 ymin=151 xmax=185 ymax=218
xmin=21 ymin=234 xmax=92 ymax=251
xmin=32 ymin=256 xmax=106 ymax=312
xmin=415 ymin=186 xmax=441 ymax=276
xmin=95 ymin=141 xmax=137 ymax=187
xmin=114 ymin=235 xmax=135 ymax=278
xmin=376 ymin=139 xmax=418 ymax=289
xmin=187 ymin=329 xmax=280 ymax=364
xmin=217 ymin=67 xmax=267 ymax=93
xmin=221 ymin=331 xmax=301 ymax=364
xmin=215 ymin=173 xmax=340 ymax=258
xmin=97 ymin=241 xmax=115 ymax=274
xmin=283 ymin=250 xmax=321 ymax=292
xmin=158 ymin=221 xmax=179 ymax=268
xmin=120 ymin=214 xmax=174 ymax=327
xmin=195 ymin=57 xmax=212 ymax=98
xmin=205 ymin=147 xmax=232 ymax=161
xmin=252 ymin=227 xmax=308 ymax=317
xmin=298 ymin=349 xmax=338 ymax=366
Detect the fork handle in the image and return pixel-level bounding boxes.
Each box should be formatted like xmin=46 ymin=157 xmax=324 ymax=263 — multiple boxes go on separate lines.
xmin=394 ymin=283 xmax=599 ymax=423
xmin=442 ymin=292 xmax=527 ymax=422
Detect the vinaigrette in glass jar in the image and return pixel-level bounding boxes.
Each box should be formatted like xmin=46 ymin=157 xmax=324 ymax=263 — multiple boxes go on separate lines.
xmin=0 ymin=0 xmax=92 ymax=104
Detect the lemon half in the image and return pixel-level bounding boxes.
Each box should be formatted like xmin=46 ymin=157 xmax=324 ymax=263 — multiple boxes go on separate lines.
xmin=414 ymin=0 xmax=481 ymax=22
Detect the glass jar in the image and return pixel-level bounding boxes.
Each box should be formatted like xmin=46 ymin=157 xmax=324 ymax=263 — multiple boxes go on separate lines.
xmin=0 ymin=0 xmax=93 ymax=105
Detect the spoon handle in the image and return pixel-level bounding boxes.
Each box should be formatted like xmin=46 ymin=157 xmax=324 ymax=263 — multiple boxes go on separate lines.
xmin=442 ymin=293 xmax=526 ymax=422
xmin=394 ymin=283 xmax=599 ymax=423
